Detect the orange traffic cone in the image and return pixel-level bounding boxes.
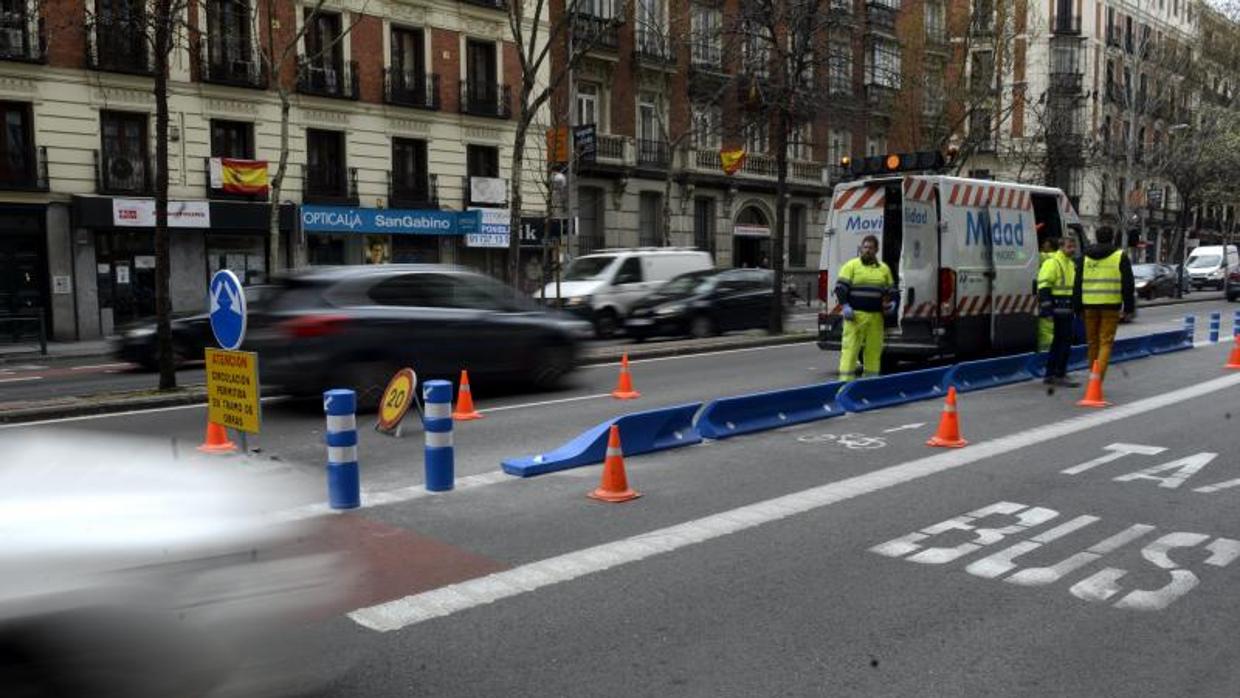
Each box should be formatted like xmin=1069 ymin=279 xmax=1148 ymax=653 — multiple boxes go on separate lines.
xmin=1226 ymin=336 xmax=1240 ymax=370
xmin=927 ymin=387 xmax=968 ymax=448
xmin=588 ymin=425 xmax=640 ymax=503
xmin=452 ymin=370 xmax=483 ymax=420
xmin=1076 ymin=361 xmax=1111 ymax=408
xmin=197 ymin=421 xmax=237 ymax=454
xmin=611 ymin=353 xmax=641 ymax=400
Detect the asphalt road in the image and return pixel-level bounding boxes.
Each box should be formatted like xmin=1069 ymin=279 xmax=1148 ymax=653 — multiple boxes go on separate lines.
xmin=3 ymin=319 xmax=1239 ymax=695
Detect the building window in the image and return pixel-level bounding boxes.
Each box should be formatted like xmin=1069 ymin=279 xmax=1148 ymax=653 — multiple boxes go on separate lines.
xmin=968 ymin=110 xmax=994 ymax=151
xmin=746 ymin=122 xmax=769 ymax=154
xmin=866 ymin=135 xmax=886 ymax=157
xmin=639 ymin=191 xmax=663 ymax=246
xmin=580 ymin=0 xmax=615 ymax=18
xmin=303 ymin=10 xmax=343 ymax=80
xmin=972 ymin=0 xmax=993 ymax=33
xmin=742 ymin=21 xmax=771 ymax=77
xmin=0 ymin=102 xmax=34 ymax=188
xmin=466 ymin=144 xmax=499 ymax=178
xmin=925 ymin=60 xmax=945 ymax=115
xmin=693 ymin=197 xmax=715 ymax=253
xmin=638 ymin=93 xmax=659 ymax=143
xmin=391 ymin=138 xmax=430 ymax=205
xmin=925 ymin=0 xmax=945 ymax=42
xmin=635 ymin=0 xmax=666 ymax=58
xmin=579 ymin=186 xmax=605 ymax=254
xmin=205 ymin=0 xmax=254 ymax=82
xmin=867 ymin=39 xmax=900 ymax=88
xmin=691 ymin=102 xmax=721 ymax=149
xmin=390 ymin=26 xmax=427 ymax=102
xmin=829 ymin=34 xmax=852 ymax=95
xmin=828 ymin=129 xmax=849 ymax=165
xmin=970 ymin=50 xmax=994 ymax=93
xmin=691 ymin=3 xmax=722 ymax=68
xmin=100 ymin=110 xmax=148 ymax=194
xmin=788 ymin=121 xmax=812 ymax=161
xmin=91 ymin=0 xmax=149 ymax=73
xmin=306 ymin=128 xmax=346 ymax=198
xmin=789 ymin=204 xmax=807 ymax=268
xmin=210 ymin=119 xmax=253 ymax=158
xmin=577 ymin=83 xmax=599 ymax=128
xmin=464 ymin=39 xmax=501 ymax=115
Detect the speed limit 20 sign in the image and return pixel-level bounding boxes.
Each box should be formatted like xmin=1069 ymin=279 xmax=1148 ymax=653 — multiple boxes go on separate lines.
xmin=377 ymin=367 xmax=417 ymax=433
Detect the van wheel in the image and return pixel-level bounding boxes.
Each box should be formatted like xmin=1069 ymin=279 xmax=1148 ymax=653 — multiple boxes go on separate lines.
xmin=594 ymin=310 xmax=619 ymax=339
xmin=689 ymin=315 xmax=716 ymax=339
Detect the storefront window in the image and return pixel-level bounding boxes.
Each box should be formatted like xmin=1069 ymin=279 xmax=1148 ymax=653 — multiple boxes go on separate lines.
xmin=206 ymin=233 xmax=266 ymax=285
xmin=307 ymin=233 xmax=346 ymax=265
xmin=392 ymin=235 xmax=440 ymax=263
xmin=365 ymin=235 xmax=391 ymax=264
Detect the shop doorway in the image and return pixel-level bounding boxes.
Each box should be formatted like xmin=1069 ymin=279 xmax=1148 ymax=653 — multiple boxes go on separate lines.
xmin=733 ymin=205 xmax=771 ymax=268
xmin=0 ymin=232 xmax=47 ymax=342
xmin=96 ymin=230 xmax=156 ymax=327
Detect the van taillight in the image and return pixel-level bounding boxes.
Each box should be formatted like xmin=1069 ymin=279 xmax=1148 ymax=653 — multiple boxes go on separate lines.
xmin=938 ymin=268 xmax=956 ymax=304
xmin=279 ymin=314 xmax=349 ymax=338
xmin=817 ymin=271 xmax=830 ymax=302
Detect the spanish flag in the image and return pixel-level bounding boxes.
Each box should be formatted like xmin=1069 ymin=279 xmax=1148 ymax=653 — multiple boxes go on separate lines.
xmin=720 ymin=149 xmax=746 ymax=176
xmin=210 ymin=157 xmax=270 ymax=195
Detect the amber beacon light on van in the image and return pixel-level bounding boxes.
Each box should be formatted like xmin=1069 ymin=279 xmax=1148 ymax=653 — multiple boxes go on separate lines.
xmin=840 ymin=151 xmax=949 ymax=179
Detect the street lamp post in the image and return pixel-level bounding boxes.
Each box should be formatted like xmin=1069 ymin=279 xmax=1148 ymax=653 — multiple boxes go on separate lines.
xmin=1167 ymin=123 xmax=1190 ymax=298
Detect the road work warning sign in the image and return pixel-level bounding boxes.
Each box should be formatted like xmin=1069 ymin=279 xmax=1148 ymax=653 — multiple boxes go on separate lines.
xmin=205 ymin=347 xmax=261 ymax=433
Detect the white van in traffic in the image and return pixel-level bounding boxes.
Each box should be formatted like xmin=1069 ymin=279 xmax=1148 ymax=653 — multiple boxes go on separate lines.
xmin=817 ymin=153 xmax=1085 ymax=365
xmin=1185 ymin=245 xmax=1240 ymax=291
xmin=543 ymin=248 xmax=714 ymax=337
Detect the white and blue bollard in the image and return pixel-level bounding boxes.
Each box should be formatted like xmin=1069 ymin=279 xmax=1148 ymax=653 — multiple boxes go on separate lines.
xmin=1234 ymin=309 xmax=1240 ymax=337
xmin=423 ymin=380 xmax=455 ymax=492
xmin=1210 ymin=312 xmax=1221 ymax=343
xmin=1185 ymin=315 xmax=1196 ymax=342
xmin=324 ymin=388 xmax=360 ymax=509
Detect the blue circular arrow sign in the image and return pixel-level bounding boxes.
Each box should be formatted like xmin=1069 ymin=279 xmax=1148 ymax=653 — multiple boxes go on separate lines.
xmin=208 ymin=269 xmax=247 ymax=350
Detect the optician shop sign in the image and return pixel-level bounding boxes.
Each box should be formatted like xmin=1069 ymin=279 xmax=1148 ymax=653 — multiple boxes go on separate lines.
xmin=300 ymin=205 xmax=481 ymax=236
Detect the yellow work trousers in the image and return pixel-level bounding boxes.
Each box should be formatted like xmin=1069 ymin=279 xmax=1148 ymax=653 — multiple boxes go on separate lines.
xmin=1083 ymin=308 xmax=1121 ymax=381
xmin=1037 ymin=317 xmax=1054 ymax=353
xmin=838 ymin=310 xmax=885 ymax=381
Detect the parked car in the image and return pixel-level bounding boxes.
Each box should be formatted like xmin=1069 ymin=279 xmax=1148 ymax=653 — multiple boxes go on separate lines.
xmin=1185 ymin=245 xmax=1240 ymax=290
xmin=1133 ymin=263 xmax=1180 ymax=300
xmin=541 ymin=248 xmax=714 ymax=338
xmin=112 ymin=286 xmax=273 ymax=370
xmin=625 ymin=268 xmax=774 ymax=340
xmin=247 ymin=265 xmax=591 ymax=406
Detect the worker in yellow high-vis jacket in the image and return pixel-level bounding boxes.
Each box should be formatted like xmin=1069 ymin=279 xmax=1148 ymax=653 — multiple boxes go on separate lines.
xmin=1036 ymin=238 xmax=1060 ymax=352
xmin=835 ymin=235 xmax=898 ymax=381
xmin=1037 ymin=235 xmax=1079 ymax=386
xmin=1073 ymin=226 xmax=1135 ymax=382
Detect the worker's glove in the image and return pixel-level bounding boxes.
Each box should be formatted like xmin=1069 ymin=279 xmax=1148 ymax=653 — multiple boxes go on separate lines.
xmin=883 ymin=301 xmax=896 ymax=316
xmin=842 ymin=304 xmax=855 ymax=321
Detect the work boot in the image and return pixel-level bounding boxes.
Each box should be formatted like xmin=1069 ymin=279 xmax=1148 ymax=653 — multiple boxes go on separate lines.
xmin=1055 ymin=376 xmax=1081 ymax=388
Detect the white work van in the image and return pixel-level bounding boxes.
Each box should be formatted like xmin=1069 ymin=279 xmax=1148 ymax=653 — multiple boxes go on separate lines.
xmin=543 ymin=247 xmax=714 ymax=337
xmin=816 ymin=166 xmax=1085 ymax=364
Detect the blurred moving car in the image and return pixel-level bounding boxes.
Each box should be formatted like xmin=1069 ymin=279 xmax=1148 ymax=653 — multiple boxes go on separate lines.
xmin=248 ymin=265 xmax=591 ymax=405
xmin=0 ymin=432 xmax=361 ymax=697
xmin=112 ymin=286 xmax=273 ymax=370
xmin=1227 ymin=267 xmax=1240 ymax=302
xmin=1132 ymin=264 xmax=1180 ymax=300
xmin=541 ymin=248 xmax=714 ymax=338
xmin=625 ymin=269 xmax=774 ymax=340
xmin=1185 ymin=245 xmax=1240 ymax=290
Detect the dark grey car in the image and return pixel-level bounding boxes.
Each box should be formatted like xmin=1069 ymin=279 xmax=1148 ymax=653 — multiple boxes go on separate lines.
xmin=247 ymin=266 xmax=590 ymax=406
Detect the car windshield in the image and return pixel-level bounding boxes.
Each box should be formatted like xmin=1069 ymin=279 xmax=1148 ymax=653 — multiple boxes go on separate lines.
xmin=1132 ymin=264 xmax=1157 ymax=278
xmin=1189 ymin=255 xmax=1221 ymax=268
xmin=658 ymin=272 xmax=715 ymax=295
xmin=563 ymin=256 xmax=617 ymax=281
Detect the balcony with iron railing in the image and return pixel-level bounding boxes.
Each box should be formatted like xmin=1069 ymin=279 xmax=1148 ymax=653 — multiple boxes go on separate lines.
xmin=829 ymin=0 xmax=854 ymax=21
xmin=199 ymin=40 xmax=266 ymax=89
xmin=85 ymin=14 xmax=153 ymax=76
xmin=596 ymin=134 xmax=627 ymax=162
xmin=573 ymin=13 xmax=619 ymax=52
xmin=686 ymin=147 xmax=825 ymax=184
xmin=925 ymin=27 xmax=948 ymax=52
xmin=0 ymin=145 xmax=47 ymax=191
xmin=297 ymin=58 xmax=359 ymax=100
xmin=636 ymin=139 xmax=669 ymax=168
xmin=459 ymin=82 xmax=512 ymax=119
xmin=1049 ymin=71 xmax=1083 ymax=95
xmin=388 ymin=171 xmax=439 ymax=209
xmin=864 ymin=81 xmax=897 ymax=106
xmin=385 ymin=70 xmax=440 ymax=110
xmin=0 ymin=17 xmax=45 ymax=63
xmin=690 ymin=41 xmax=724 ymax=73
xmin=634 ymin=29 xmax=674 ymax=64
xmin=302 ymin=164 xmax=358 ymax=205
xmin=96 ymin=149 xmax=151 ymax=196
xmin=1106 ymin=26 xmax=1122 ymax=49
xmin=1052 ymin=14 xmax=1081 ymax=35
xmin=202 ymin=157 xmax=268 ymax=201
xmin=865 ymin=1 xmax=897 ymax=34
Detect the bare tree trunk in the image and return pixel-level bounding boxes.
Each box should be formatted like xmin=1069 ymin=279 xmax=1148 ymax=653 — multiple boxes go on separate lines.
xmin=267 ymin=92 xmax=292 ymax=272
xmin=662 ymin=159 xmax=674 ymax=246
xmin=508 ymin=115 xmax=530 ymax=288
xmin=769 ymin=112 xmax=787 ymax=335
xmin=153 ymin=0 xmax=175 ymax=390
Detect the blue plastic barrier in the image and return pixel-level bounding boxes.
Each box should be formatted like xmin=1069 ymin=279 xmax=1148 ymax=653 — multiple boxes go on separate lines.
xmin=1027 ymin=344 xmax=1089 ymax=377
xmin=697 ymin=382 xmax=846 ymax=440
xmin=501 ymin=402 xmax=702 ymax=477
xmin=943 ymin=353 xmax=1035 ymax=393
xmin=836 ymin=366 xmax=951 ymax=413
xmin=1146 ymin=329 xmax=1193 ymax=355
xmin=1108 ymin=335 xmax=1151 ymax=364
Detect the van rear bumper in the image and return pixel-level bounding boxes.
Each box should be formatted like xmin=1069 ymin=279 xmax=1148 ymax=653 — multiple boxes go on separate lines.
xmin=817 ymin=315 xmax=946 ymax=359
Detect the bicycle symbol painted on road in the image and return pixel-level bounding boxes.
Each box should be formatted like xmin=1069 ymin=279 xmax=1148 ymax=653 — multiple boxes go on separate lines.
xmin=796 ymin=433 xmax=888 ymax=450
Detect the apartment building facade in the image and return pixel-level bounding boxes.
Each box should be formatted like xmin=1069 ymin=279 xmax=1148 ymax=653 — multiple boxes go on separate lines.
xmin=549 ymin=0 xmax=952 ymax=290
xmin=1 ymin=0 xmax=545 ymax=343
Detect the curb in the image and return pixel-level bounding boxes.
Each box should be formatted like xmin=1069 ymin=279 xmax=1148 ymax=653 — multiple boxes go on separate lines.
xmin=1138 ymin=294 xmax=1229 ymax=309
xmin=0 ymin=387 xmax=208 ymax=425
xmin=581 ymin=331 xmax=816 ymax=365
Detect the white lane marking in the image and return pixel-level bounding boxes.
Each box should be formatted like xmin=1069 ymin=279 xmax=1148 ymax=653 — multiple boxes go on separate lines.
xmin=70 ymin=363 xmax=133 ymax=371
xmin=1061 ymin=443 xmax=1167 ymax=475
xmin=583 ymin=340 xmax=812 ymax=369
xmin=1113 ymin=452 xmax=1218 ymax=489
xmin=272 ymin=471 xmax=512 ymax=522
xmin=347 ymin=370 xmax=1240 ymax=633
xmin=883 ymin=422 xmax=926 ymax=433
xmin=0 ymin=395 xmax=288 ymax=430
xmin=0 ymin=376 xmax=42 ymax=384
xmin=479 ymin=392 xmax=613 ymax=414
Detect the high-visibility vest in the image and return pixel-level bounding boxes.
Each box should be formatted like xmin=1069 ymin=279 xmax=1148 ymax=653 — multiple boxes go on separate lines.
xmin=1038 ymin=251 xmax=1075 ymax=298
xmin=1081 ymin=250 xmax=1124 ymax=306
xmin=835 ymin=257 xmax=894 ymax=313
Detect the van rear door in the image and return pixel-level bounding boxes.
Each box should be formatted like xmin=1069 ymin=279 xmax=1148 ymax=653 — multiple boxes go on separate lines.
xmin=899 ymin=176 xmax=938 ymax=336
xmin=945 ymin=180 xmax=995 ymax=354
xmin=988 ymin=187 xmax=1039 ymax=352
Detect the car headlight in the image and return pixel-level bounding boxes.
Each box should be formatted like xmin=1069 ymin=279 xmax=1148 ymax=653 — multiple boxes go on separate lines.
xmin=1135 ymin=280 xmax=1149 ymax=288
xmin=1210 ymin=270 xmax=1225 ymax=279
xmin=564 ymin=296 xmax=589 ymax=308
xmin=125 ymin=327 xmax=156 ymax=338
xmin=655 ymin=304 xmax=686 ymax=316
